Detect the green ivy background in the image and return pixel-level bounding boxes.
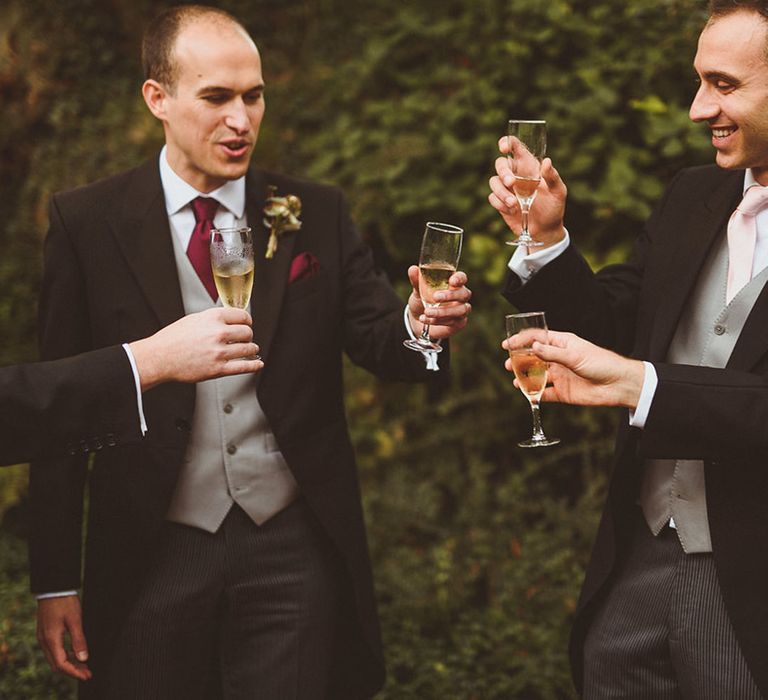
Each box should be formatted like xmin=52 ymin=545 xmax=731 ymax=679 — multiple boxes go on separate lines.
xmin=0 ymin=0 xmax=711 ymax=697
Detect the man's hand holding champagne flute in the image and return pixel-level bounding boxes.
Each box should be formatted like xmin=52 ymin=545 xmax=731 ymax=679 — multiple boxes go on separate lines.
xmin=405 ymin=222 xmax=473 ymax=348
xmin=488 ymin=134 xmax=569 ymax=251
xmin=502 ymin=330 xmax=645 ymax=410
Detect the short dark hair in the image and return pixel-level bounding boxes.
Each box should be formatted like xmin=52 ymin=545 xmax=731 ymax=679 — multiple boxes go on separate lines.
xmin=708 ymin=0 xmax=768 ymax=21
xmin=141 ymin=5 xmax=248 ymax=92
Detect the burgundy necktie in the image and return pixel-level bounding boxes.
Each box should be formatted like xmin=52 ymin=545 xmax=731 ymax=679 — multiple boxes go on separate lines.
xmin=187 ymin=196 xmax=220 ymax=301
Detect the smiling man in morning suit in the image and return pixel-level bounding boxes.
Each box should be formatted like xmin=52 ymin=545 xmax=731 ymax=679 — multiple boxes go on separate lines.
xmin=29 ymin=5 xmax=472 ymax=699
xmin=490 ymin=0 xmax=768 ymax=697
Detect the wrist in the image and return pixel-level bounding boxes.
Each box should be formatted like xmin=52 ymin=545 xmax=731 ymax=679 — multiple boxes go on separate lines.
xmin=618 ymin=359 xmax=645 ymax=410
xmin=128 ymin=337 xmax=164 ymax=391
xmin=536 ymin=225 xmax=566 ymax=250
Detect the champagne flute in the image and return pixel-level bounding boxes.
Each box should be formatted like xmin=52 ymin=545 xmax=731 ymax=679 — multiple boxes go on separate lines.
xmin=506 ymin=311 xmax=560 ymax=448
xmin=403 ymin=222 xmax=463 ymax=353
xmin=210 ymin=226 xmax=260 ymax=360
xmin=506 ymin=119 xmax=547 ymax=248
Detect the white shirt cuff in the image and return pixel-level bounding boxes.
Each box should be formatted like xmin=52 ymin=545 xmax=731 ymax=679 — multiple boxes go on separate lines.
xmin=36 ymin=590 xmax=78 ymax=600
xmin=122 ymin=343 xmax=148 ymax=436
xmin=508 ymin=229 xmax=571 ymax=282
xmin=403 ymin=305 xmax=440 ymax=371
xmin=628 ymin=361 xmax=658 ymax=429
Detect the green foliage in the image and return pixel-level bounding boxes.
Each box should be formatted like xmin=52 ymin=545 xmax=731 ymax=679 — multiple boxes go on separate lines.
xmin=0 ymin=0 xmax=713 ymax=697
xmin=0 ymin=524 xmax=77 ymax=698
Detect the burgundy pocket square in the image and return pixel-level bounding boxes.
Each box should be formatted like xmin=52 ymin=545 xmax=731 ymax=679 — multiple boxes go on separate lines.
xmin=288 ymin=251 xmax=320 ymax=284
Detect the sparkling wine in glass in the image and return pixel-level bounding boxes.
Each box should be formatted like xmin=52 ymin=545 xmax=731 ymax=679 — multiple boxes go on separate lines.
xmin=506 ymin=119 xmax=547 ymax=248
xmin=404 ymin=222 xmax=463 ymax=353
xmin=210 ymin=226 xmax=260 ymax=360
xmin=506 ymin=311 xmax=560 ymax=448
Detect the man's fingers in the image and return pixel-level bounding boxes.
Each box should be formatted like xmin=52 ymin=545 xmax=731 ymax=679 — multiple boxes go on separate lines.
xmin=47 ymin=635 xmax=91 ymax=680
xmin=220 ymin=358 xmax=264 ymax=375
xmin=423 ymin=302 xmax=471 ymax=321
xmin=531 ymin=341 xmax=570 ymax=364
xmin=220 ymin=343 xmax=261 ymax=361
xmin=220 ymin=323 xmax=254 ymax=344
xmin=497 ymin=136 xmax=511 ymax=155
xmin=433 ymin=288 xmax=471 ymax=305
xmin=69 ymin=625 xmax=89 ymax=662
xmin=489 ymin=173 xmax=516 ymax=207
xmin=407 ymin=264 xmax=420 ymax=289
xmin=541 ymin=158 xmax=566 ymax=196
xmin=494 ymin=154 xmax=514 ymax=180
xmin=447 ymin=270 xmax=468 ymax=288
xmin=216 ymin=307 xmax=252 ymax=325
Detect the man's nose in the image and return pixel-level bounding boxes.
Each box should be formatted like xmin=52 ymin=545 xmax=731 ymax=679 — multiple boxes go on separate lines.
xmin=225 ymin=99 xmax=250 ymax=133
xmin=689 ymin=84 xmax=718 ymax=123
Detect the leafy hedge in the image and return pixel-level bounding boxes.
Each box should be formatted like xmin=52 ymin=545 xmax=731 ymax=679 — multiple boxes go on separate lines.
xmin=0 ymin=0 xmax=711 ymax=697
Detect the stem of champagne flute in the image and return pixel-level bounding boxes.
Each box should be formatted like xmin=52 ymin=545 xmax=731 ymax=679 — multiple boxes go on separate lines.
xmin=529 ymin=400 xmax=547 ymax=441
xmin=520 ymin=205 xmax=530 ymax=240
xmin=420 ymin=301 xmax=439 ymax=343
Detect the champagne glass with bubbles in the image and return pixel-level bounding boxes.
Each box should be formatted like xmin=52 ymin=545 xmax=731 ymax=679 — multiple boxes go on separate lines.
xmin=210 ymin=226 xmax=260 ymax=360
xmin=506 ymin=119 xmax=547 ymax=248
xmin=404 ymin=222 xmax=463 ymax=353
xmin=506 ymin=311 xmax=560 ymax=448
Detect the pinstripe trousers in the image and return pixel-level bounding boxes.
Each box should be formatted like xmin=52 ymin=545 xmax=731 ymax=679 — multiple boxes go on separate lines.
xmin=103 ymin=499 xmax=343 ymax=700
xmin=582 ymin=508 xmax=761 ymax=699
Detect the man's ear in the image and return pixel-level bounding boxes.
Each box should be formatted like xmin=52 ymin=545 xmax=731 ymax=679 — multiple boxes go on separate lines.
xmin=142 ymin=79 xmax=169 ymax=120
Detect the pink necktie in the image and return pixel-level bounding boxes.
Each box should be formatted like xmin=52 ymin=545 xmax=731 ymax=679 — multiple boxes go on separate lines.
xmin=726 ymin=185 xmax=768 ymax=303
xmin=187 ymin=197 xmax=219 ymax=302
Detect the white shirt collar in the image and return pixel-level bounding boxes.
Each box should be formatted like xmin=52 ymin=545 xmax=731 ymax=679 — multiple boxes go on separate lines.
xmin=744 ymin=168 xmax=765 ymax=194
xmin=158 ymin=145 xmax=245 ymax=218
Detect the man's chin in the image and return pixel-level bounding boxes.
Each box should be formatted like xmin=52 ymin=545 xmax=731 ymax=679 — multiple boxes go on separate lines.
xmin=713 ymin=151 xmax=741 ymax=171
xmin=215 ymin=161 xmax=253 ymax=181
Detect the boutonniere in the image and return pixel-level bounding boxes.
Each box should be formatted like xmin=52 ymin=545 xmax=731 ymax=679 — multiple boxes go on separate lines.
xmin=263 ymin=185 xmax=302 ymax=259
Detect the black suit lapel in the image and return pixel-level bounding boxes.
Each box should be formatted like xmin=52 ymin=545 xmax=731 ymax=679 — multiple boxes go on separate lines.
xmin=246 ymin=170 xmax=299 ymax=366
xmin=109 ymin=158 xmax=186 ymax=328
xmin=647 ymin=169 xmax=744 ymax=361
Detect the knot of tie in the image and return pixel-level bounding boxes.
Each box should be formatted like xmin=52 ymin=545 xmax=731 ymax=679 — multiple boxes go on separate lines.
xmin=192 ymin=196 xmax=220 ymax=227
xmin=736 ymin=185 xmax=768 ymax=217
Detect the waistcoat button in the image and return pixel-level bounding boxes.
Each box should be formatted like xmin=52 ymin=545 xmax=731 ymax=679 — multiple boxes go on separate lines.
xmin=714 ymin=324 xmax=725 ymax=335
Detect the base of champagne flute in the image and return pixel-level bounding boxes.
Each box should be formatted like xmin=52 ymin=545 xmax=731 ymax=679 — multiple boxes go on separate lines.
xmin=506 ymin=237 xmax=545 ymax=247
xmin=403 ymin=338 xmax=443 ymax=353
xmin=518 ymin=435 xmax=560 ymax=448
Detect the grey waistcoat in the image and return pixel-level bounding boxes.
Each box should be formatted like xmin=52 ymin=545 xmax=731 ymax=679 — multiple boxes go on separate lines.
xmin=640 ymin=232 xmax=768 ymax=552
xmin=164 ymin=230 xmax=299 ymax=532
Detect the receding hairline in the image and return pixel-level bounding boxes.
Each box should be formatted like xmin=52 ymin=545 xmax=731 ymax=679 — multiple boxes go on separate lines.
xmin=142 ymin=5 xmax=258 ymax=92
xmin=172 ymin=11 xmax=258 ymax=55
xmin=704 ymin=5 xmax=768 ymax=62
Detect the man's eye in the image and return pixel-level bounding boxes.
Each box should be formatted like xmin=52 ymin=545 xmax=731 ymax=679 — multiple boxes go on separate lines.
xmin=715 ymin=80 xmax=735 ymax=93
xmin=203 ymin=95 xmax=228 ymax=104
xmin=244 ymin=92 xmax=263 ymax=105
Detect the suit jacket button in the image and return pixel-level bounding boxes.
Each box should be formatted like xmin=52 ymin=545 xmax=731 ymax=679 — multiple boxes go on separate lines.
xmin=227 ymin=444 xmax=237 ymax=455
xmin=67 ymin=443 xmax=78 ymax=456
xmin=105 ymin=433 xmax=117 ymax=447
xmin=93 ymin=438 xmax=103 ymax=451
xmin=175 ymin=418 xmax=190 ymax=432
xmin=80 ymin=440 xmax=90 ymax=453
